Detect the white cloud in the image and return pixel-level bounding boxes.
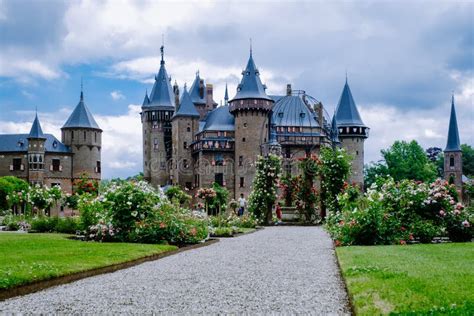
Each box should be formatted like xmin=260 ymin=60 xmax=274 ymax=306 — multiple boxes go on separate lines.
xmin=0 ymin=57 xmax=61 ymax=81
xmin=110 ymin=90 xmax=125 ymax=101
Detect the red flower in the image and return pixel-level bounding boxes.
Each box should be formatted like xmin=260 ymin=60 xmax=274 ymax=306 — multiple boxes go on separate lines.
xmin=335 ymin=240 xmax=342 ymax=247
xmin=159 ymin=222 xmax=166 ymax=229
xmin=409 ymin=233 xmax=414 ymax=241
xmin=400 ymin=240 xmax=407 ymax=245
xmin=401 ymin=226 xmax=406 ymax=231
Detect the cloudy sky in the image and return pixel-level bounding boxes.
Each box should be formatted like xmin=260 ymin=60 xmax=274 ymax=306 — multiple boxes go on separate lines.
xmin=0 ymin=0 xmax=472 ymax=179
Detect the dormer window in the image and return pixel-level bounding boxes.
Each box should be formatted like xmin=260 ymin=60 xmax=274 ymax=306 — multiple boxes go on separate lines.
xmin=52 ymin=141 xmax=58 ymax=148
xmin=278 ymin=112 xmax=284 ymax=118
xmin=300 ymin=112 xmax=306 ymax=118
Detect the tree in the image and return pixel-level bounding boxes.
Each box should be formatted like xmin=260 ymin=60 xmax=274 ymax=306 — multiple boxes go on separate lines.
xmin=364 ymin=161 xmax=389 ymax=188
xmin=319 ymin=147 xmax=352 ymax=218
xmin=426 ymin=147 xmax=443 ymax=162
xmin=0 ymin=176 xmax=29 ymax=212
xmin=381 ymin=140 xmax=437 ymax=183
xmin=248 ymin=154 xmax=282 ymax=225
xmin=295 ymin=155 xmax=319 ymax=223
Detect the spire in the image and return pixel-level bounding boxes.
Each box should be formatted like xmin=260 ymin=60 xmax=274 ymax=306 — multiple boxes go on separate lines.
xmin=189 ymin=71 xmax=206 ymax=104
xmin=249 ymin=37 xmax=252 ymax=57
xmin=28 ymin=112 xmax=46 ymax=139
xmin=224 ymin=83 xmax=229 ymax=105
xmin=173 ymin=84 xmax=200 ymax=118
xmin=62 ymin=87 xmax=101 ymax=130
xmin=231 ymin=47 xmax=272 ymax=102
xmin=80 ymin=77 xmax=84 ymax=101
xmin=160 ymin=43 xmax=164 ymax=65
xmin=142 ymin=89 xmax=150 ymax=106
xmin=334 ymin=79 xmax=365 ymax=127
xmin=445 ymin=93 xmax=461 ymax=152
xmin=147 ymin=45 xmax=175 ymax=108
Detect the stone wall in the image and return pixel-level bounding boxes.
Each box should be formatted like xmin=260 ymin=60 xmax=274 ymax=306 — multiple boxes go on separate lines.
xmin=444 ymin=151 xmax=463 ymax=197
xmin=171 ymin=116 xmax=199 ymax=188
xmin=340 ymin=137 xmax=365 ymax=187
xmin=62 ymin=128 xmax=101 ymax=180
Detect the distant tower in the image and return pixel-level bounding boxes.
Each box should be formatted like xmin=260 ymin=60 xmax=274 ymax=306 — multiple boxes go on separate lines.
xmin=229 ymin=48 xmax=274 ymax=198
xmin=61 ymin=88 xmax=102 ymax=182
xmin=171 ymin=85 xmax=200 ymax=188
xmin=444 ymin=94 xmax=463 ymax=196
xmin=334 ymin=78 xmax=369 ymax=187
xmin=141 ymin=45 xmax=175 ymax=186
xmin=27 ymin=113 xmax=47 ymax=186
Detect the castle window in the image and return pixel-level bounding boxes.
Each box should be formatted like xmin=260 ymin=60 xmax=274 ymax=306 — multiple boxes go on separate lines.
xmin=52 ymin=159 xmax=60 ymax=171
xmin=71 ymin=131 xmax=74 ymax=140
xmin=242 ymin=137 xmax=246 ymax=142
xmin=84 ymin=131 xmax=87 ymax=140
xmin=154 ymin=138 xmax=158 ymax=150
xmin=96 ymin=161 xmax=101 ymax=173
xmin=239 ymin=156 xmax=243 ymax=166
xmin=300 ymin=112 xmax=306 ymax=118
xmin=187 ymin=127 xmax=191 ymax=132
xmin=215 ymin=154 xmax=224 ymax=166
xmin=243 ymin=123 xmax=247 ymax=128
xmin=278 ymin=112 xmax=283 ymax=118
xmin=183 ymin=159 xmax=189 ymax=169
xmin=240 ymin=177 xmax=245 ymax=188
xmin=95 ymin=133 xmax=97 ymax=142
xmin=152 ymin=122 xmax=158 ymax=129
xmin=12 ymin=158 xmax=22 ymax=171
xmin=183 ymin=141 xmax=187 ymax=149
xmin=356 ymin=151 xmax=359 ymax=155
xmin=450 ymin=155 xmax=454 ymax=167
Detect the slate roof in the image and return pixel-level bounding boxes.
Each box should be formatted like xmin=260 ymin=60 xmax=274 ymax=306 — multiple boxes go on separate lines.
xmin=146 ymin=46 xmax=175 ymax=109
xmin=28 ymin=114 xmax=46 ymax=139
xmin=189 ymin=72 xmax=207 ymax=105
xmin=272 ymin=95 xmax=319 ymax=128
xmin=173 ymin=86 xmax=200 ymax=118
xmin=231 ymin=52 xmax=272 ymax=102
xmin=142 ymin=90 xmax=150 ymax=106
xmin=269 ymin=95 xmax=284 ymax=103
xmin=62 ymin=91 xmax=101 ymax=130
xmin=202 ymin=106 xmax=235 ymax=131
xmin=334 ymin=80 xmax=366 ymax=127
xmin=445 ymin=95 xmax=461 ymax=152
xmin=330 ymin=114 xmax=340 ymax=144
xmin=0 ymin=134 xmax=71 ymax=153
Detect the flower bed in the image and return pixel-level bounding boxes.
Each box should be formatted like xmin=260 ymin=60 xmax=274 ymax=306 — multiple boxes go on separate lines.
xmin=326 ymin=178 xmax=473 ymax=246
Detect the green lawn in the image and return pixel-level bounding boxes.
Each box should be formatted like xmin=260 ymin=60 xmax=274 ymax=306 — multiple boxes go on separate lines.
xmin=337 ymin=243 xmax=474 ymax=315
xmin=0 ymin=233 xmax=177 ymax=290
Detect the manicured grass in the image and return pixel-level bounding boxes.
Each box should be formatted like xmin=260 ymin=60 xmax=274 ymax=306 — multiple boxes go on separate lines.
xmin=337 ymin=243 xmax=474 ymax=315
xmin=0 ymin=233 xmax=177 ymax=290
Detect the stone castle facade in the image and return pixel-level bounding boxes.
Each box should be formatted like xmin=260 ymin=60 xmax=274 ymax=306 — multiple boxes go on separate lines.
xmin=0 ymin=90 xmax=102 ymax=193
xmin=141 ymin=46 xmax=369 ymax=198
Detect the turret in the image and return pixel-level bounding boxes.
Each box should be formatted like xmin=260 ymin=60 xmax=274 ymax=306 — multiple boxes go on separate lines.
xmin=141 ymin=45 xmax=175 ymax=186
xmin=444 ymin=94 xmax=462 ymax=196
xmin=189 ymin=71 xmax=216 ymax=119
xmin=61 ymin=88 xmax=102 ymax=182
xmin=334 ymin=78 xmax=369 ymax=188
xmin=229 ymin=48 xmax=274 ymax=198
xmin=27 ymin=113 xmax=47 ymax=186
xmin=171 ymin=85 xmax=200 ymax=188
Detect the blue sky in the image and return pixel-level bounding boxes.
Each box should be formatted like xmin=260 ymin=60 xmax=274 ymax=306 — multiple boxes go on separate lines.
xmin=0 ymin=0 xmax=473 ymax=179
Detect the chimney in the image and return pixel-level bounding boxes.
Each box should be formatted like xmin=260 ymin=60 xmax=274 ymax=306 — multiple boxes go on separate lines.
xmin=199 ymin=79 xmax=205 ymax=99
xmin=286 ymin=84 xmax=292 ymax=96
xmin=206 ymin=84 xmax=214 ymax=110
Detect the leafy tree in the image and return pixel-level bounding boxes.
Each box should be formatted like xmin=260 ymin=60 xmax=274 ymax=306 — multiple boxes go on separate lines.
xmin=364 ymin=161 xmax=390 ymax=188
xmin=209 ymin=183 xmax=229 ymax=215
xmin=319 ymin=147 xmax=352 ymax=218
xmin=279 ymin=174 xmax=298 ymax=207
xmin=248 ymin=154 xmax=282 ymax=225
xmin=381 ymin=140 xmax=437 ymax=183
xmin=0 ymin=176 xmax=29 ymax=211
xmin=426 ymin=147 xmax=443 ymax=162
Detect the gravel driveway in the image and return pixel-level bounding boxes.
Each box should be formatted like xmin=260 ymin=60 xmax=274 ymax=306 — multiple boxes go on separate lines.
xmin=0 ymin=226 xmax=350 ymax=314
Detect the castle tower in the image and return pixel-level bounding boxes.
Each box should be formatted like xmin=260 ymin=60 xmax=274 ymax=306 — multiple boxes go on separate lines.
xmin=27 ymin=113 xmax=47 ymax=186
xmin=171 ymin=85 xmax=200 ymax=189
xmin=229 ymin=48 xmax=274 ymax=198
xmin=444 ymin=94 xmax=462 ymax=196
xmin=61 ymin=88 xmax=102 ymax=181
xmin=141 ymin=45 xmax=175 ymax=186
xmin=189 ymin=72 xmax=217 ymax=120
xmin=334 ymin=78 xmax=369 ymax=188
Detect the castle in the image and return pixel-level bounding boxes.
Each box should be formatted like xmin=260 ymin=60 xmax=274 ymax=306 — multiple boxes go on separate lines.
xmin=0 ymin=90 xmax=102 ymax=193
xmin=141 ymin=46 xmax=369 ymax=198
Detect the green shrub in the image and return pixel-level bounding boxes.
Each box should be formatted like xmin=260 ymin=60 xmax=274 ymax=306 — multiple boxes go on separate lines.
xmin=211 ymin=227 xmax=235 ymax=237
xmin=55 ymin=217 xmax=80 ymax=234
xmin=164 ymin=186 xmax=191 ymax=206
xmin=31 ymin=217 xmax=58 ymax=232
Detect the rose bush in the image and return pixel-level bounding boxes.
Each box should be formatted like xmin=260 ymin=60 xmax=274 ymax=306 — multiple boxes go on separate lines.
xmin=326 ymin=178 xmax=473 ymax=245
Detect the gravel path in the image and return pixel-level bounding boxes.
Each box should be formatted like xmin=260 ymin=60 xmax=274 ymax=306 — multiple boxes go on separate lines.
xmin=0 ymin=226 xmax=350 ymax=314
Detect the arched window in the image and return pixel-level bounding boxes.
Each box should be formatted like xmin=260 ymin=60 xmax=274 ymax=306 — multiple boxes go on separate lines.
xmin=84 ymin=131 xmax=87 ymax=140
xmin=450 ymin=155 xmax=455 ymax=167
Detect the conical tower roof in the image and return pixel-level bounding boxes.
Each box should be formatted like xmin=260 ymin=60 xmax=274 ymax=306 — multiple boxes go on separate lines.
xmin=231 ymin=50 xmax=272 ymax=101
xmin=62 ymin=90 xmax=101 ymax=130
xmin=147 ymin=46 xmax=175 ymax=109
xmin=445 ymin=95 xmax=461 ymax=152
xmin=189 ymin=72 xmax=206 ymax=105
xmin=28 ymin=113 xmax=46 ymax=139
xmin=335 ymin=80 xmax=365 ymax=127
xmin=173 ymin=86 xmax=200 ymax=118
xmin=142 ymin=90 xmax=150 ymax=106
